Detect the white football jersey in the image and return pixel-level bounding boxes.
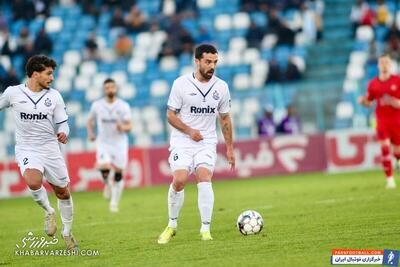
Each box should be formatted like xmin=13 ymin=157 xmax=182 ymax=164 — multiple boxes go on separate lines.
xmin=167 ymin=72 xmax=231 ymax=148
xmin=0 ymin=84 xmax=68 ymax=147
xmin=88 ymin=98 xmax=131 ymax=146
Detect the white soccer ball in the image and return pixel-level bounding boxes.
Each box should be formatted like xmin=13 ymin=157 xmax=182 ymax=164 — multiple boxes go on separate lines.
xmin=237 ymin=210 xmax=264 ymax=235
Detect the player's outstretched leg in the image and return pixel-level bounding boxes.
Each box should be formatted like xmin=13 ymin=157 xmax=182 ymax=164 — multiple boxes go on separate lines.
xmin=381 ymin=144 xmax=396 ymax=189
xmin=100 ymin=169 xmax=111 ymax=200
xmin=197 ymin=181 xmax=214 ymax=241
xmin=110 ymin=172 xmax=124 ymax=212
xmin=158 ymin=184 xmax=184 ymax=244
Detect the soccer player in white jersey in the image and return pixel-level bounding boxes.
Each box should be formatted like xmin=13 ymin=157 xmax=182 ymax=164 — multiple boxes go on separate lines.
xmin=158 ymin=44 xmax=235 ymax=244
xmin=0 ymin=55 xmax=78 ymax=250
xmin=87 ymin=78 xmax=132 ymax=213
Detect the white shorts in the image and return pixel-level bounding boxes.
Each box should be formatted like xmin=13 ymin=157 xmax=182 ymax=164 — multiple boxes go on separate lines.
xmin=15 ymin=146 xmax=70 ymax=188
xmin=168 ymin=145 xmax=217 ymax=174
xmin=96 ymin=142 xmax=128 ymax=169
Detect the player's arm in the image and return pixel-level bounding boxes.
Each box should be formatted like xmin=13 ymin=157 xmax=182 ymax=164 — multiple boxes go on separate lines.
xmin=167 ymin=108 xmax=203 ymax=141
xmin=87 ymin=103 xmax=97 ymax=141
xmin=359 ymin=81 xmax=375 ymax=107
xmin=87 ymin=117 xmax=96 ymax=141
xmin=219 ymin=113 xmax=235 ymax=170
xmin=54 ymin=93 xmax=69 ymax=144
xmin=116 ymin=120 xmax=132 ymax=132
xmin=0 ymin=87 xmax=11 ymax=111
xmin=358 ymin=96 xmax=373 ymax=107
xmin=116 ymin=104 xmax=133 ymax=132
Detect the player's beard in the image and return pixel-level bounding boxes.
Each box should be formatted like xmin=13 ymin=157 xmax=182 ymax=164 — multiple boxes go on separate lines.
xmin=39 ymin=80 xmax=50 ymax=90
xmin=106 ymin=92 xmax=116 ymax=100
xmin=199 ymin=68 xmax=214 ymax=81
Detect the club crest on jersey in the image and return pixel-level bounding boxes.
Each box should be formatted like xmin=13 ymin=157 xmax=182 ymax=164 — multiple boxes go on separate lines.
xmin=391 ymin=85 xmax=397 ymax=91
xmin=213 ymin=90 xmax=219 ymax=100
xmin=44 ymin=98 xmax=52 ymax=107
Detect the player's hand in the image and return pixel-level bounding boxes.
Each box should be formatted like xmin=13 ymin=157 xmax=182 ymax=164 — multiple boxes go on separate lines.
xmin=88 ymin=132 xmax=96 ymax=141
xmin=116 ymin=121 xmax=124 ymax=132
xmin=358 ymin=96 xmax=372 ymax=107
xmin=57 ymin=132 xmax=68 ymax=144
xmin=226 ymin=148 xmax=236 ymax=171
xmin=389 ymin=96 xmax=400 ymax=108
xmin=188 ymin=128 xmax=203 ymax=142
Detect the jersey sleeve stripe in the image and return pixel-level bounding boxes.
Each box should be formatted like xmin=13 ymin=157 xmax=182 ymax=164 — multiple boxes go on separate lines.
xmin=167 ymin=105 xmax=180 ymax=112
xmin=55 ymin=119 xmax=68 ymax=124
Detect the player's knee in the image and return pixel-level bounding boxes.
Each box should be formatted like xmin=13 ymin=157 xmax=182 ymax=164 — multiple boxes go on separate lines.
xmin=172 ymin=180 xmax=185 ymax=191
xmin=381 ymin=144 xmax=391 ymax=160
xmin=100 ymin=169 xmax=110 ymax=181
xmin=114 ymin=172 xmax=123 ymax=182
xmin=55 ymin=189 xmax=70 ymax=200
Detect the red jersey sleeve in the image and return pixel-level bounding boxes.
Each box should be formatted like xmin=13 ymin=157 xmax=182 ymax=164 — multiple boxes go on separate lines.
xmin=366 ymin=79 xmax=376 ymax=101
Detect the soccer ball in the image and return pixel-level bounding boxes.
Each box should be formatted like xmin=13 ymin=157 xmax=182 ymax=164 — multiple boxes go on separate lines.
xmin=237 ymin=210 xmax=264 ymax=235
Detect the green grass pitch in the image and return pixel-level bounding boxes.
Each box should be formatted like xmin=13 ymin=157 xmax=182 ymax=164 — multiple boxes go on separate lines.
xmin=0 ymin=170 xmax=399 ymax=267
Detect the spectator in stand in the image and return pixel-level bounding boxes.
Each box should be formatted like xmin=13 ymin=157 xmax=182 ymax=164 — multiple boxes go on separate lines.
xmin=350 ymin=0 xmax=370 ymax=35
xmin=1 ymin=68 xmax=19 ymax=89
xmin=81 ymin=0 xmax=100 ymax=19
xmin=360 ymin=5 xmax=375 ymax=27
xmin=109 ymin=8 xmax=127 ymax=41
xmin=246 ymin=21 xmax=264 ymax=48
xmin=84 ymin=33 xmax=99 ymax=60
xmin=12 ymin=0 xmax=35 ymax=21
xmin=0 ymin=11 xmax=8 ymax=31
xmin=125 ymin=5 xmax=147 ymax=33
xmin=16 ymin=27 xmax=33 ymax=55
xmin=277 ymin=20 xmax=295 ymax=46
xmin=257 ymin=105 xmax=276 ymax=138
xmin=285 ymin=57 xmax=301 ymax=81
xmin=33 ymin=0 xmax=52 ymax=17
xmin=34 ymin=28 xmax=53 ymax=55
xmin=376 ymin=0 xmax=390 ymax=26
xmin=267 ymin=59 xmax=282 ymax=83
xmin=277 ymin=104 xmax=301 ymax=134
xmin=1 ymin=30 xmax=15 ymax=57
xmin=267 ymin=8 xmax=282 ymax=34
xmin=196 ymin=26 xmax=212 ymax=44
xmin=114 ymin=32 xmax=133 ymax=58
xmin=300 ymin=2 xmax=317 ymax=43
xmin=383 ymin=23 xmax=400 ymax=60
xmin=110 ymin=8 xmax=126 ymax=29
xmin=180 ymin=28 xmax=195 ymax=54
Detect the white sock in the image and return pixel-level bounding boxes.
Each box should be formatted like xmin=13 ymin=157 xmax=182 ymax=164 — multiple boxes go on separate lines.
xmin=387 ymin=176 xmax=394 ymax=181
xmin=111 ymin=180 xmax=124 ymax=206
xmin=29 ymin=186 xmax=55 ymax=214
xmin=58 ymin=197 xmax=73 ymax=237
xmin=168 ymin=184 xmax=184 ymax=229
xmin=197 ymin=182 xmax=214 ymax=233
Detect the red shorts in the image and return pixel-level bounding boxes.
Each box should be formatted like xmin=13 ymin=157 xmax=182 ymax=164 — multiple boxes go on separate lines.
xmin=376 ymin=123 xmax=400 ymax=145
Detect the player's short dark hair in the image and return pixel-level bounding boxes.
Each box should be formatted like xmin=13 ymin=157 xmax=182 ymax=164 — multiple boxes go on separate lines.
xmin=379 ymin=53 xmax=391 ymax=59
xmin=195 ymin=44 xmax=218 ymax=59
xmin=25 ymin=55 xmax=57 ymax=77
xmin=103 ymin=78 xmax=116 ymax=85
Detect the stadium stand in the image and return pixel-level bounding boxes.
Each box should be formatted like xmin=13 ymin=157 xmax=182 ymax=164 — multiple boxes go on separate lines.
xmin=0 ymin=0 xmax=327 ymax=158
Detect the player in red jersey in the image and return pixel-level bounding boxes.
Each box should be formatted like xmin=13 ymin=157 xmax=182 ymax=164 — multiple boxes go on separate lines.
xmin=358 ymin=54 xmax=400 ymax=189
